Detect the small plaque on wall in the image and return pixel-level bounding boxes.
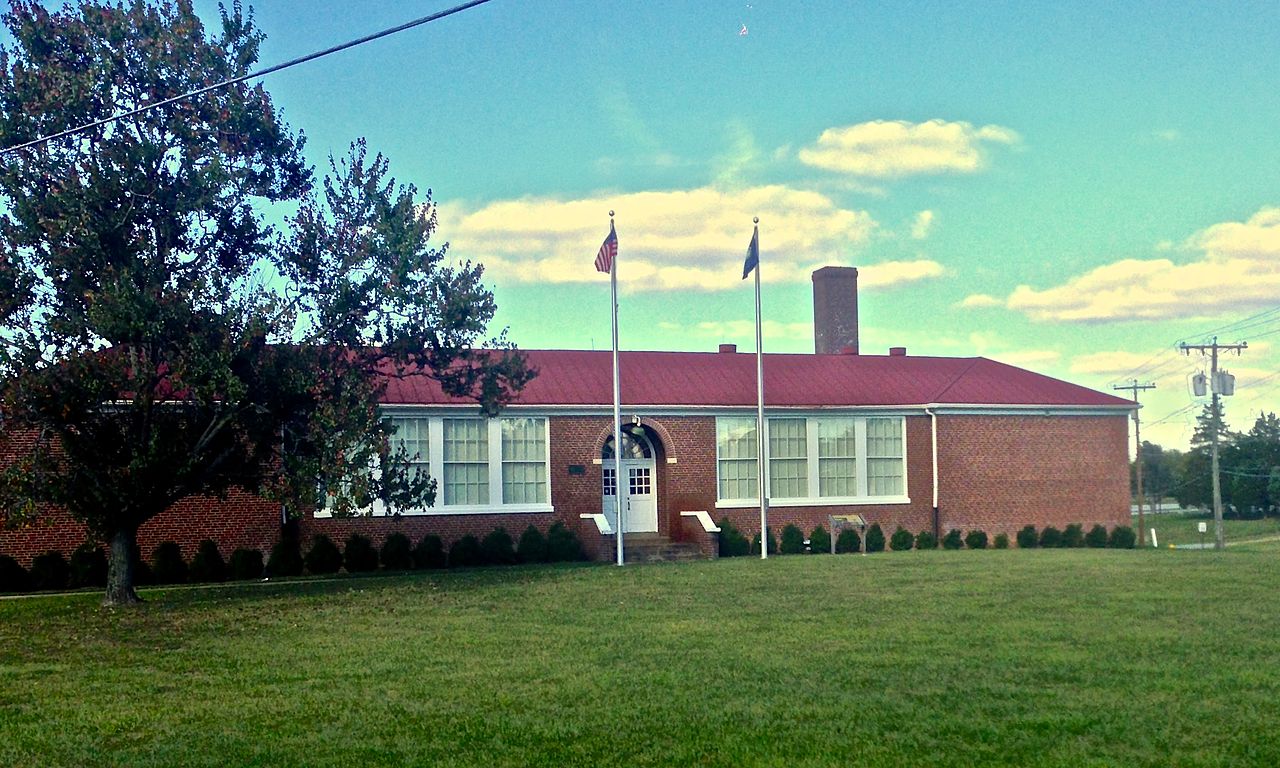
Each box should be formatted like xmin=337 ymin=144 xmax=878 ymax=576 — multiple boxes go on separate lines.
xmin=567 ymin=464 xmax=586 ymax=476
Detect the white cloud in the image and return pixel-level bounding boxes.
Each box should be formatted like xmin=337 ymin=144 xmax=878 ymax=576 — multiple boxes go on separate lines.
xmin=983 ymin=207 xmax=1280 ymax=323
xmin=858 ymin=259 xmax=946 ymax=288
xmin=910 ymin=210 xmax=934 ymax=240
xmin=958 ymin=293 xmax=1002 ymax=309
xmin=797 ymin=119 xmax=1020 ymax=178
xmin=443 ymin=185 xmax=882 ymax=292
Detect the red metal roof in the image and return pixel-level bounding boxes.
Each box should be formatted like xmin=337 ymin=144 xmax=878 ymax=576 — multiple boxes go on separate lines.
xmin=382 ymin=350 xmax=1132 ymax=409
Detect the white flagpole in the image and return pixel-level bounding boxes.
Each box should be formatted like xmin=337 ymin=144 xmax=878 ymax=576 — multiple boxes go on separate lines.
xmin=752 ymin=217 xmax=769 ymax=559
xmin=609 ymin=211 xmax=627 ymax=566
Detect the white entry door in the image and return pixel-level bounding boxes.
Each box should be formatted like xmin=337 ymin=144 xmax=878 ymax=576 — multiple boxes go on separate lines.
xmin=602 ymin=460 xmax=658 ymax=533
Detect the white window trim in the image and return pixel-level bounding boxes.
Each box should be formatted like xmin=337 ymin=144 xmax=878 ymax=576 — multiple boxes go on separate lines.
xmin=714 ymin=414 xmax=909 ymax=508
xmin=319 ymin=414 xmax=554 ymax=517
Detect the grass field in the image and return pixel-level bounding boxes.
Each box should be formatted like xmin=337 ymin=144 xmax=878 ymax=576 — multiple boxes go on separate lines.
xmin=1135 ymin=510 xmax=1280 ymax=547
xmin=3 ymin=550 xmax=1280 ymax=767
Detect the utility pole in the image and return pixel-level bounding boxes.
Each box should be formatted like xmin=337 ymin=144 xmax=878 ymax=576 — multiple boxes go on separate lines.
xmin=1180 ymin=337 xmax=1247 ymax=550
xmin=1113 ymin=380 xmax=1156 ymax=546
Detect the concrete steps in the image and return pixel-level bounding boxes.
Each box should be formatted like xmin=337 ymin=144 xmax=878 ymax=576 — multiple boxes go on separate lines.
xmin=621 ymin=534 xmax=707 ymax=563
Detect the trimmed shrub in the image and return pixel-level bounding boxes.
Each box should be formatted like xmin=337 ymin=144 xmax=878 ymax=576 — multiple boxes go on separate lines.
xmin=517 ymin=525 xmax=549 ymax=563
xmin=480 ymin=528 xmax=518 ymax=565
xmin=779 ymin=524 xmax=806 ymax=554
xmin=809 ymin=525 xmax=832 ymax=554
xmin=1039 ymin=526 xmax=1064 ymax=548
xmin=865 ymin=523 xmax=886 ymax=553
xmin=1108 ymin=525 xmax=1137 ymax=549
xmin=1062 ymin=523 xmax=1085 ymax=548
xmin=0 ymin=554 xmax=32 ymax=593
xmin=267 ymin=537 xmax=304 ymax=577
xmin=1016 ymin=525 xmax=1039 ymax=549
xmin=942 ymin=529 xmax=964 ymax=550
xmin=380 ymin=532 xmax=414 ymax=571
xmin=304 ymin=535 xmax=343 ymax=575
xmin=547 ymin=522 xmax=585 ymax=562
xmin=150 ymin=541 xmax=188 ymax=584
xmin=449 ymin=534 xmax=483 ymax=568
xmin=750 ymin=527 xmax=777 ymax=556
xmin=413 ymin=535 xmax=447 ymax=569
xmin=1085 ymin=524 xmax=1109 ymax=548
xmin=189 ymin=540 xmax=226 ymax=583
xmin=889 ymin=526 xmax=914 ymax=551
xmin=965 ymin=530 xmax=989 ymax=550
xmin=994 ymin=533 xmax=1010 ymax=549
xmin=229 ymin=548 xmax=264 ymax=580
xmin=344 ymin=534 xmax=380 ymax=572
xmin=835 ymin=528 xmax=861 ymax=554
xmin=717 ymin=519 xmax=750 ymax=557
xmin=915 ymin=530 xmax=937 ymax=550
xmin=69 ymin=543 xmax=109 ymax=588
xmin=30 ymin=551 xmax=70 ymax=591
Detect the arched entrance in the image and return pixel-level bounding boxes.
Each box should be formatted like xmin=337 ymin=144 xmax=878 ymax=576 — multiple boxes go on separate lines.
xmin=602 ymin=426 xmax=658 ymax=533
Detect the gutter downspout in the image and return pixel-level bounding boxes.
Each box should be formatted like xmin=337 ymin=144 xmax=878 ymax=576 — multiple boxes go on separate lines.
xmin=926 ymin=406 xmax=939 ymax=541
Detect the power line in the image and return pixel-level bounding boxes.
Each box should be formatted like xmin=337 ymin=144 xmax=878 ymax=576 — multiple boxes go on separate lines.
xmin=0 ymin=0 xmax=496 ymax=157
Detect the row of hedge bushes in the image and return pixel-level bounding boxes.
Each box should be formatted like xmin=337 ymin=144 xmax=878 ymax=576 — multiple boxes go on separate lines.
xmin=0 ymin=523 xmax=587 ymax=594
xmin=718 ymin=520 xmax=1138 ymax=556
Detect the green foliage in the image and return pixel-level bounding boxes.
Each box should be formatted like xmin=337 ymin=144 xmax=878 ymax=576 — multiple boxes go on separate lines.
xmin=343 ymin=534 xmax=379 ymax=573
xmin=779 ymin=524 xmax=806 ymax=554
xmin=517 ymin=525 xmax=549 ymax=563
xmin=30 ymin=551 xmax=70 ymax=591
xmin=717 ymin=519 xmax=750 ymax=557
xmin=412 ymin=535 xmax=446 ymax=570
xmin=228 ymin=549 xmax=264 ymax=581
xmin=1108 ymin=526 xmax=1137 ymax=549
xmin=993 ymin=533 xmax=1010 ymax=549
xmin=151 ymin=541 xmax=189 ymax=584
xmin=0 ymin=0 xmax=531 ymax=605
xmin=546 ymin=522 xmax=584 ymax=563
xmin=267 ymin=538 xmax=304 ymax=577
xmin=1016 ymin=525 xmax=1039 ymax=549
xmin=304 ymin=535 xmax=343 ymax=575
xmin=189 ymin=540 xmax=227 ymax=583
xmin=449 ymin=535 xmax=483 ymax=569
xmin=964 ymin=530 xmax=988 ymax=550
xmin=914 ymin=530 xmax=937 ymax=550
xmin=69 ymin=543 xmax=108 ymax=588
xmin=865 ymin=523 xmax=886 ymax=553
xmin=835 ymin=528 xmax=861 ymax=554
xmin=808 ymin=525 xmax=831 ymax=554
xmin=1062 ymin=524 xmax=1085 ymax=548
xmin=380 ymin=533 xmax=414 ymax=571
xmin=1085 ymin=524 xmax=1109 ymax=548
xmin=889 ymin=526 xmax=914 ymax=551
xmin=940 ymin=529 xmax=963 ymax=550
xmin=480 ymin=528 xmax=517 ymax=565
xmin=750 ymin=527 xmax=777 ymax=556
xmin=1039 ymin=527 xmax=1064 ymax=548
xmin=0 ymin=554 xmax=30 ymax=592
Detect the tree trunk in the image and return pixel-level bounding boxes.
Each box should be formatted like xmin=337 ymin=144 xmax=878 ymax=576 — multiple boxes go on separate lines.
xmin=104 ymin=527 xmax=142 ymax=606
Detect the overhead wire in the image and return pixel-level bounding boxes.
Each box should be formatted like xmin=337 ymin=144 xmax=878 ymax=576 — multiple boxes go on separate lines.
xmin=0 ymin=0 xmax=496 ymax=157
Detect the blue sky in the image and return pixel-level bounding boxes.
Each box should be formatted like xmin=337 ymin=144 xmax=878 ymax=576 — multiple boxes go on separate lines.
xmin=203 ymin=2 xmax=1280 ymax=447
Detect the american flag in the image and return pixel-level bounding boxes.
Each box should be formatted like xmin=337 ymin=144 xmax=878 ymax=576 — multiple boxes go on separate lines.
xmin=595 ymin=222 xmax=618 ymax=273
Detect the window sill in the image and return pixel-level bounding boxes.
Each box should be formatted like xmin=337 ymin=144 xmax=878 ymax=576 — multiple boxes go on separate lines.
xmin=714 ymin=496 xmax=910 ymax=509
xmin=314 ymin=503 xmax=554 ymax=519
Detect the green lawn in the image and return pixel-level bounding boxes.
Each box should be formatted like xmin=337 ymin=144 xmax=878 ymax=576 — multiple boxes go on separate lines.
xmin=3 ymin=550 xmax=1280 ymax=767
xmin=1136 ymin=510 xmax=1280 ymax=547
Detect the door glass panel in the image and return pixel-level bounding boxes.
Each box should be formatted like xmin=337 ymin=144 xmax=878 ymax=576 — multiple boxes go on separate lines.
xmin=629 ymin=466 xmax=651 ymax=495
xmin=603 ymin=467 xmax=616 ymax=497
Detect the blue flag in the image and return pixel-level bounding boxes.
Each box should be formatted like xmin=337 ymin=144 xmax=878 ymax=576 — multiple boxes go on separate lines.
xmin=742 ymin=225 xmax=759 ymax=279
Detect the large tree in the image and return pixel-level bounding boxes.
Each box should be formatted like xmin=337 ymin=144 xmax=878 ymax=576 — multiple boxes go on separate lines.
xmin=0 ymin=0 xmax=530 ymax=605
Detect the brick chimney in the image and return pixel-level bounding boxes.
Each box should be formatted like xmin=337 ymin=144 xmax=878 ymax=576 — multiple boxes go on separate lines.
xmin=812 ymin=266 xmax=859 ymax=355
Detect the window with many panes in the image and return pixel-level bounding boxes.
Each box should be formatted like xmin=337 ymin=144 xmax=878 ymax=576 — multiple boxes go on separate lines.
xmin=816 ymin=417 xmax=856 ymax=497
xmin=768 ymin=418 xmax=808 ymax=498
xmin=716 ymin=417 xmax=758 ymax=500
xmin=443 ymin=418 xmax=489 ymax=505
xmin=389 ymin=416 xmax=430 ymax=487
xmin=501 ymin=418 xmax=547 ymax=504
xmin=866 ymin=418 xmax=904 ymax=496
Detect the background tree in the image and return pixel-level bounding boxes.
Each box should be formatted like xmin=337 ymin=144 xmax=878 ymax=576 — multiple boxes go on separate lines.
xmin=0 ymin=1 xmax=530 ymax=605
xmin=1225 ymin=412 xmax=1280 ymax=517
xmin=1130 ymin=441 xmax=1183 ymax=513
xmin=1173 ymin=400 xmax=1233 ymax=511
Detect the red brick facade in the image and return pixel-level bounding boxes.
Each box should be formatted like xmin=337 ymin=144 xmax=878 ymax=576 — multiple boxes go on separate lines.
xmin=1 ymin=411 xmax=1130 ymax=566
